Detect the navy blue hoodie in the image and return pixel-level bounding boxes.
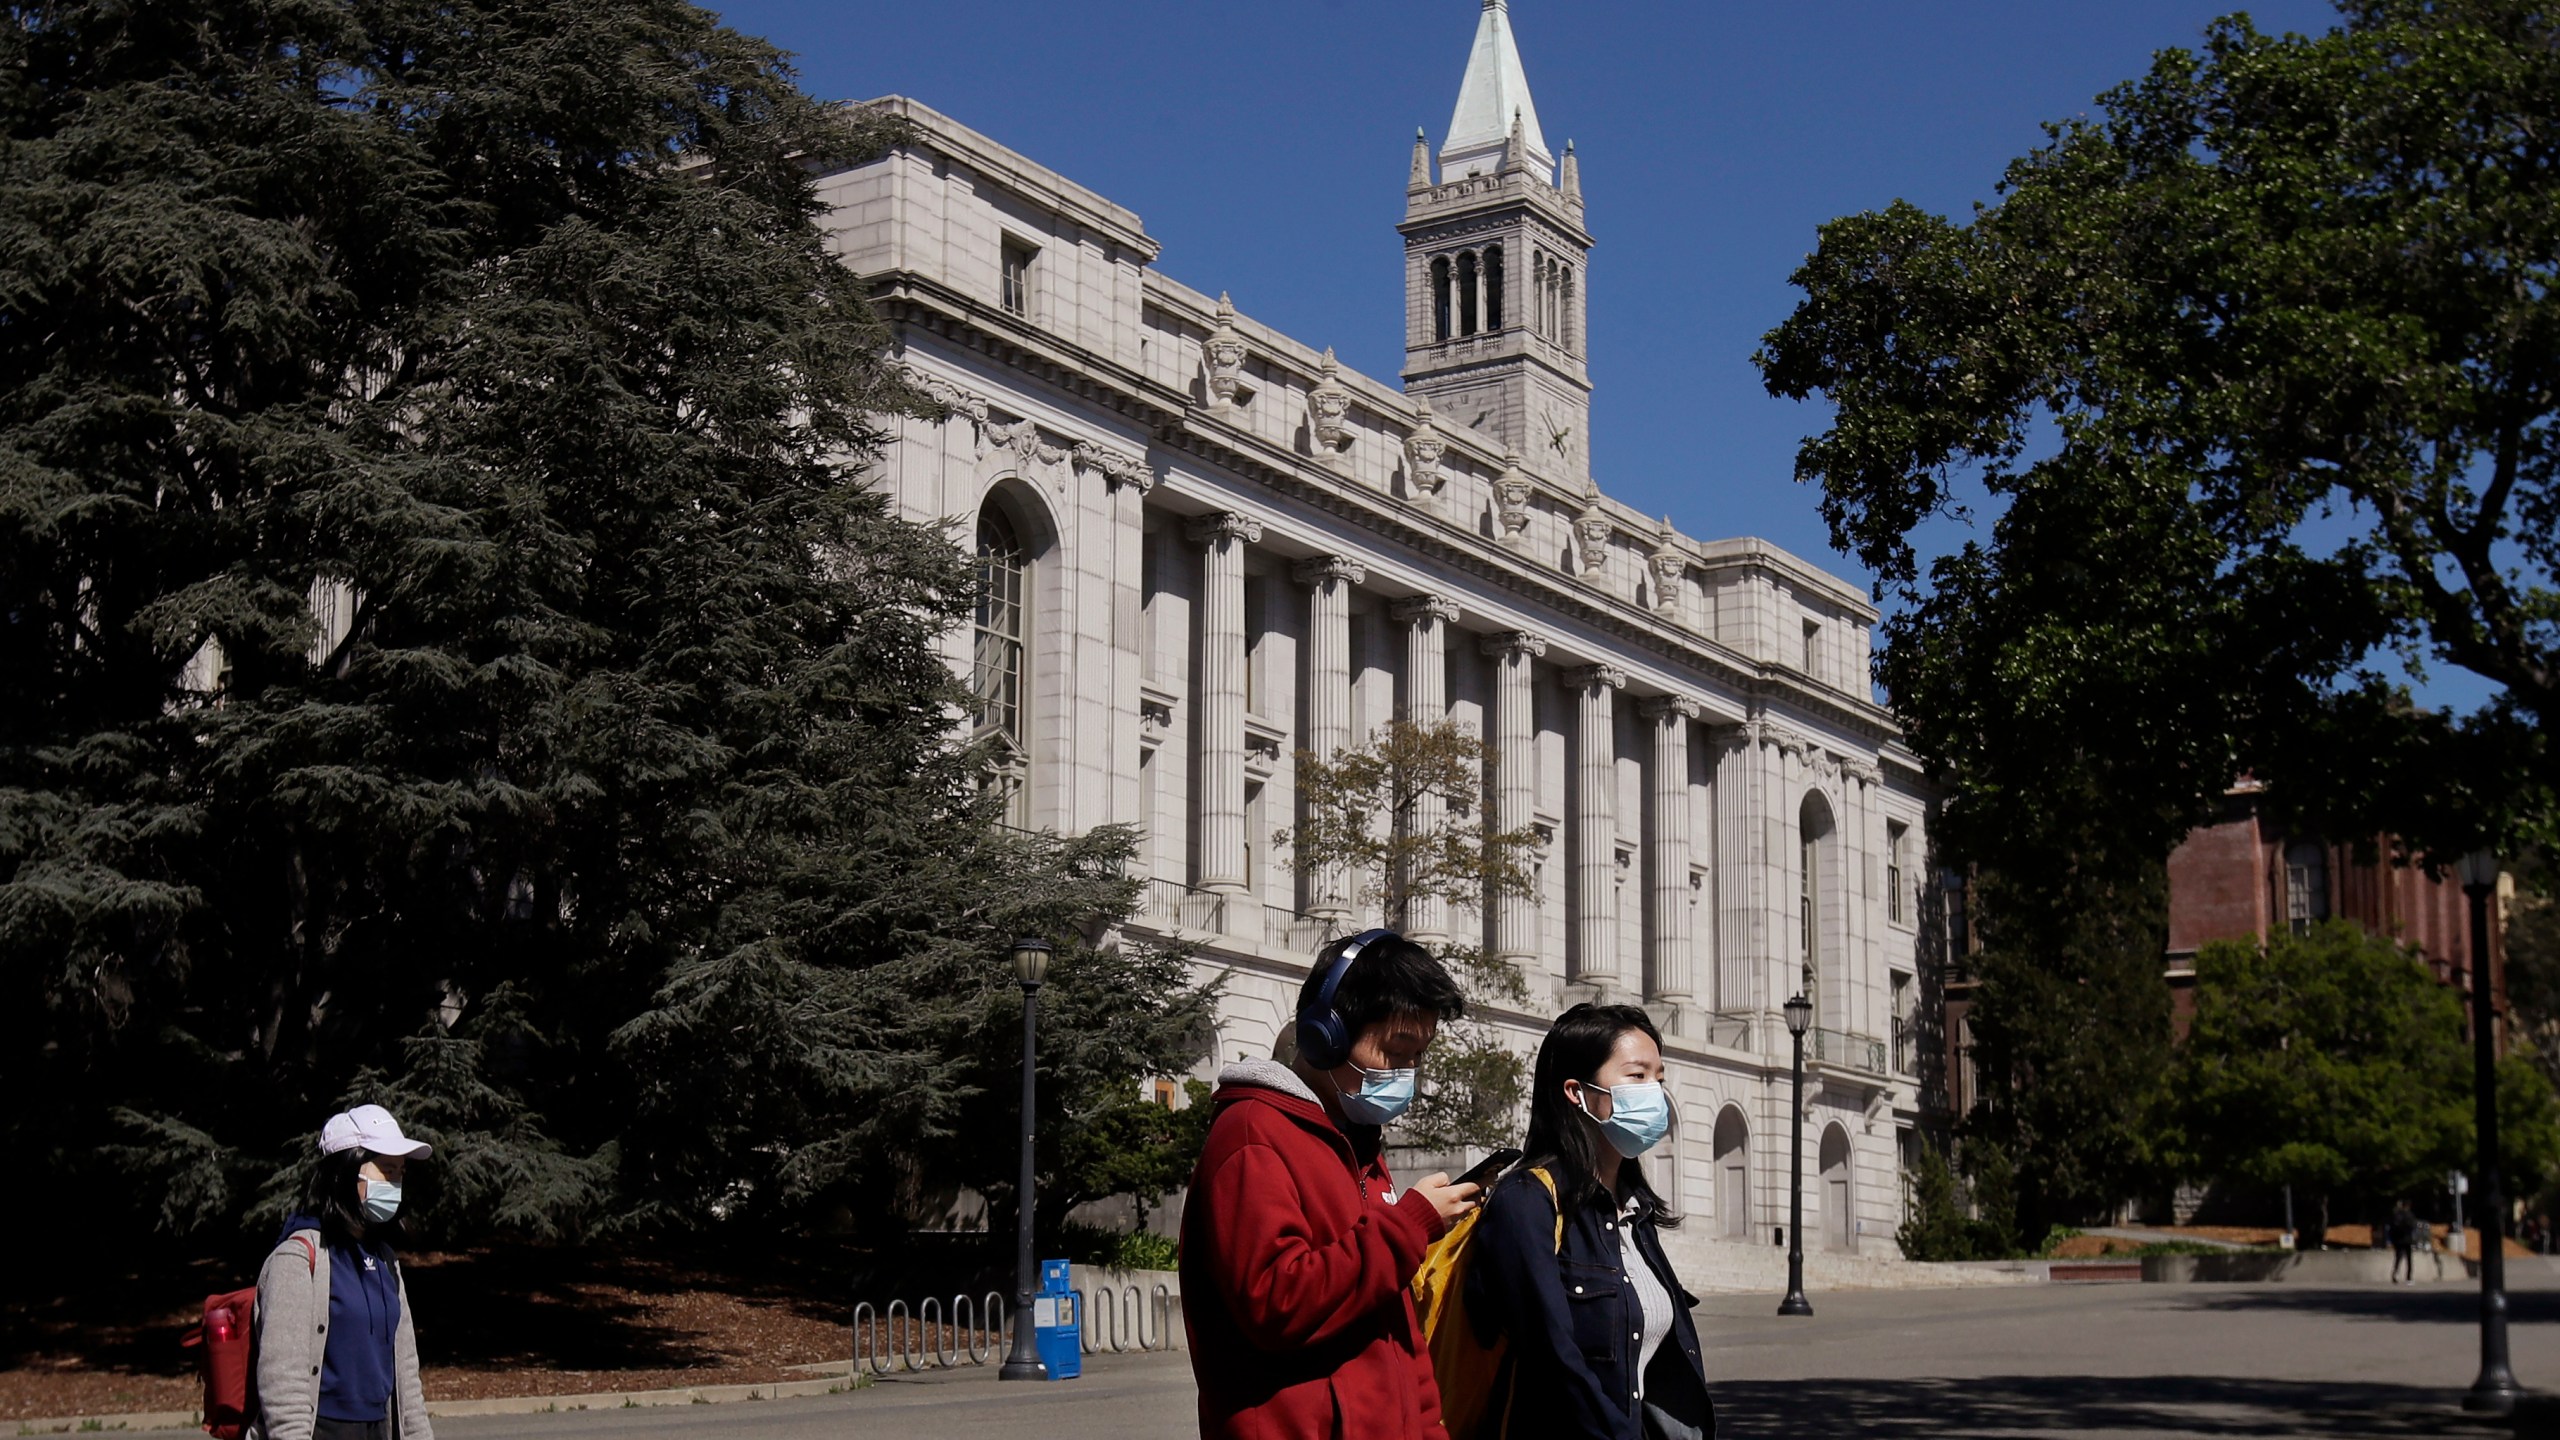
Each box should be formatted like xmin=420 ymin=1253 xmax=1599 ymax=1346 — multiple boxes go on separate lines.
xmin=280 ymin=1214 xmax=404 ymax=1423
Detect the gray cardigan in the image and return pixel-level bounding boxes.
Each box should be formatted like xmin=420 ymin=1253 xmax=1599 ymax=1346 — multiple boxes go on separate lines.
xmin=250 ymin=1230 xmax=432 ymax=1440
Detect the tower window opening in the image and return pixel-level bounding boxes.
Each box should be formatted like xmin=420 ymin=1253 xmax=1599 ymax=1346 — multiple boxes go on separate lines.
xmin=1430 ymin=255 xmax=1452 ymax=342
xmin=1561 ymin=265 xmax=1578 ymax=355
xmin=1456 ymin=250 xmax=1480 ymax=336
xmin=1484 ymin=243 xmax=1503 ymax=331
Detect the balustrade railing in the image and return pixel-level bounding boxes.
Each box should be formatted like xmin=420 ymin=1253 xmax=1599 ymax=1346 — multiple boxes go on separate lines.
xmin=1810 ymin=1026 xmax=1889 ymax=1076
xmin=1699 ymin=1012 xmax=1755 ymax=1052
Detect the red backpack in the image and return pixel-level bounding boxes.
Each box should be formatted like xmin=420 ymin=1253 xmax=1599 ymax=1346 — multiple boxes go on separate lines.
xmin=182 ymin=1235 xmax=315 ymax=1439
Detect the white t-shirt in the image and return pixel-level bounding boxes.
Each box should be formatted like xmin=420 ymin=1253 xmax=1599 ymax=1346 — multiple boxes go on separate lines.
xmin=1615 ymin=1195 xmax=1675 ymax=1399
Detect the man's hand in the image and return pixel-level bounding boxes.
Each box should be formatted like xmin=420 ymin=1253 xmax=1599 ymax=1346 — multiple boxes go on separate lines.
xmin=1404 ymin=1172 xmax=1483 ymax=1226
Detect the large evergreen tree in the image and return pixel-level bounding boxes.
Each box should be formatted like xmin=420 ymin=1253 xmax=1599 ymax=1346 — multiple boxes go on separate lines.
xmin=0 ymin=0 xmax=1196 ymax=1244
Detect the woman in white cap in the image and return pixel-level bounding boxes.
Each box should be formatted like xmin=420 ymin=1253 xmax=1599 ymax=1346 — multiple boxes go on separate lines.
xmin=251 ymin=1104 xmax=435 ymax=1440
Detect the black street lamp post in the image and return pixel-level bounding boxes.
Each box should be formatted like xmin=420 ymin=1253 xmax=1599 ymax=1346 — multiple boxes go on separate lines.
xmin=1000 ymin=936 xmax=1054 ymax=1382
xmin=1779 ymin=993 xmax=1814 ymax=1318
xmin=2456 ymin=853 xmax=2517 ymax=1416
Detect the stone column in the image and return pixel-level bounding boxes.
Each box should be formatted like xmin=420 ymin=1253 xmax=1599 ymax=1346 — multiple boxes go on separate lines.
xmin=1481 ymin=632 xmax=1546 ymax=969
xmin=1567 ymin=664 xmax=1627 ymax=992
xmin=1713 ymin=722 xmax=1766 ymax=1016
xmin=1188 ymin=512 xmax=1261 ymax=894
xmin=1393 ymin=596 xmax=1461 ymax=942
xmin=1643 ymin=695 xmax=1702 ymax=1018
xmin=1293 ymin=555 xmax=1365 ymax=917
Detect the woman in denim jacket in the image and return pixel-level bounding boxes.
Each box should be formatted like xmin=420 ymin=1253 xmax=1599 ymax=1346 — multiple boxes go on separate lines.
xmin=1465 ymin=1005 xmax=1714 ymax=1440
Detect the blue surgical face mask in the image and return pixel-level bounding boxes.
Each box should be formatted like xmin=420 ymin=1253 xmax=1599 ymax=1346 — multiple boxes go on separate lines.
xmin=1335 ymin=1065 xmax=1417 ymax=1126
xmin=1578 ymin=1081 xmax=1671 ymax=1158
xmin=362 ymin=1179 xmax=404 ymax=1224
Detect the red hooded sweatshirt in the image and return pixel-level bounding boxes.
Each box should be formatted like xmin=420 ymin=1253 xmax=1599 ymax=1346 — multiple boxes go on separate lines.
xmin=1179 ymin=1059 xmax=1450 ymax=1440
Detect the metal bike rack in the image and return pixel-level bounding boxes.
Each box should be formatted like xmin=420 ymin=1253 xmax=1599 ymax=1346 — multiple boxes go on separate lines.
xmin=851 ymin=1291 xmax=1011 ymax=1374
xmin=1074 ymin=1281 xmax=1180 ymax=1354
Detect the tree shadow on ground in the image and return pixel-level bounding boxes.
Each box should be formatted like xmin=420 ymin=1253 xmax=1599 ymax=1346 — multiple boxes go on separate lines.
xmin=2173 ymin=1286 xmax=2560 ymax=1328
xmin=1712 ymin=1376 xmax=2518 ymax=1439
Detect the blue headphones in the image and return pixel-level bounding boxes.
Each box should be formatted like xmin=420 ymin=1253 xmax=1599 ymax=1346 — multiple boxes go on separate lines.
xmin=1296 ymin=927 xmax=1401 ymax=1071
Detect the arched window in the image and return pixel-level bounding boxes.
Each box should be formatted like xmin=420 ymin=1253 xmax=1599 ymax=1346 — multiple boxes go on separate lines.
xmin=1799 ymin=792 xmax=1834 ymax=1019
xmin=973 ymin=506 xmax=1031 ymax=825
xmin=1560 ymin=265 xmax=1578 ymax=354
xmin=1430 ymin=255 xmax=1452 ymax=342
xmin=1456 ymin=250 xmax=1480 ymax=336
xmin=974 ymin=507 xmax=1026 ymax=741
xmin=1484 ymin=243 xmax=1503 ymax=331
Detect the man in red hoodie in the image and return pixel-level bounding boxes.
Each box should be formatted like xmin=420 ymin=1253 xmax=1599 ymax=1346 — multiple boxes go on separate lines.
xmin=1180 ymin=928 xmax=1481 ymax=1440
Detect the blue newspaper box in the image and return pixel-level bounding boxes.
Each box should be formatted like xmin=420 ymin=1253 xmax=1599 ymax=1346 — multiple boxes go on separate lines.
xmin=1033 ymin=1258 xmax=1081 ymax=1380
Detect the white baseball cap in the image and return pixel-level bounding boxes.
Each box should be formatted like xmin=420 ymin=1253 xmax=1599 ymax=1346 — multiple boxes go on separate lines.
xmin=318 ymin=1104 xmax=432 ymax=1159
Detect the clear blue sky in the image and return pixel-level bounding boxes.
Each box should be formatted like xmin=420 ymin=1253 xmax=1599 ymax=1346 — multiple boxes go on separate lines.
xmin=704 ymin=0 xmax=2511 ymax=713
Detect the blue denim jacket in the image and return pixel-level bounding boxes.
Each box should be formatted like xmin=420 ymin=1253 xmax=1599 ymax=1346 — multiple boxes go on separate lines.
xmin=1463 ymin=1167 xmax=1714 ymax=1440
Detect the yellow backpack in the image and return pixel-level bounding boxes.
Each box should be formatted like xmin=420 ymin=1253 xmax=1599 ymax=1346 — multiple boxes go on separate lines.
xmin=1410 ymin=1167 xmax=1561 ymax=1440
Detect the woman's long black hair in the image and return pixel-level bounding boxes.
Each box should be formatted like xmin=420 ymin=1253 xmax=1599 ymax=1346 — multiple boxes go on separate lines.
xmin=1519 ymin=1002 xmax=1680 ymax=1227
xmin=300 ymin=1148 xmax=408 ymax=1250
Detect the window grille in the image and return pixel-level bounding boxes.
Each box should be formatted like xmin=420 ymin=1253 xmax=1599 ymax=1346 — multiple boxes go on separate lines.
xmin=974 ymin=510 xmax=1026 ymax=741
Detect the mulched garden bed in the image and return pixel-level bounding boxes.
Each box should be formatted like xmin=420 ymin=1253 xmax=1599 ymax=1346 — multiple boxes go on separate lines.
xmin=0 ymin=1242 xmax=929 ymax=1422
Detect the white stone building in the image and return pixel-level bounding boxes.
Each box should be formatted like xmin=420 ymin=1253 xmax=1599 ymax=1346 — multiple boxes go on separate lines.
xmin=826 ymin=0 xmax=1935 ymax=1267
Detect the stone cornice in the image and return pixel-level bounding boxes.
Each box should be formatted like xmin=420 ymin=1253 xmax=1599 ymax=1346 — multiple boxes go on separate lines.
xmin=864 ymin=273 xmax=1904 ymax=749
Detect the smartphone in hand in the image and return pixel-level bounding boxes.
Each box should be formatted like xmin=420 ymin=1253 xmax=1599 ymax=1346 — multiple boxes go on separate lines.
xmin=1456 ymin=1147 xmax=1524 ymax=1190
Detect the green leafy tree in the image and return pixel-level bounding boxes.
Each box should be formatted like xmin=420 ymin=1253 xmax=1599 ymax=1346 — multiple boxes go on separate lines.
xmin=0 ymin=0 xmax=1178 ymax=1245
xmin=1757 ymin=0 xmax=2559 ymax=871
xmin=1961 ymin=868 xmax=2176 ymax=1236
xmin=1282 ymin=718 xmax=1539 ymax=1151
xmin=2167 ymin=922 xmax=2474 ymax=1232
xmin=1755 ymin=0 xmax=2560 ymax=1240
xmin=1895 ymin=1134 xmax=2019 ymax=1262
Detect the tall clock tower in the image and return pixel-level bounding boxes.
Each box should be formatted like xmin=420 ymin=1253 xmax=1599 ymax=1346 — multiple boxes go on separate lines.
xmin=1401 ymin=0 xmax=1592 ymax=485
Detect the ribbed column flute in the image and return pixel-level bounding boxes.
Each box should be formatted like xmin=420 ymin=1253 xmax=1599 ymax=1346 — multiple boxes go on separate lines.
xmin=1567 ymin=664 xmax=1627 ymax=993
xmin=1188 ymin=512 xmax=1261 ymax=894
xmin=1293 ymin=555 xmax=1364 ymax=918
xmin=1393 ymin=596 xmax=1461 ymax=943
xmin=1643 ymin=694 xmax=1702 ymax=1014
xmin=1713 ymin=724 xmax=1765 ymax=1015
xmin=1481 ymin=632 xmax=1546 ymax=968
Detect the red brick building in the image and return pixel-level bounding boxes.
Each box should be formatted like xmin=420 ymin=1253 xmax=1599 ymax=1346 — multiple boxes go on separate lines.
xmin=1934 ymin=778 xmax=2508 ymax=1121
xmin=2165 ymin=778 xmax=2505 ymax=1030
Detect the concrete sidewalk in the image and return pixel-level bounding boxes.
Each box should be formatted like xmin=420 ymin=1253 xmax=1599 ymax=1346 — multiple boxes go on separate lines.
xmin=58 ymin=1272 xmax=2560 ymax=1440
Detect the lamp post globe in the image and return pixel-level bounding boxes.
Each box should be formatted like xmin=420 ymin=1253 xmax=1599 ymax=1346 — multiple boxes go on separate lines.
xmin=1778 ymin=992 xmax=1814 ymax=1318
xmin=2454 ymin=856 xmax=2518 ymax=1415
xmin=1000 ymin=937 xmax=1054 ymax=1381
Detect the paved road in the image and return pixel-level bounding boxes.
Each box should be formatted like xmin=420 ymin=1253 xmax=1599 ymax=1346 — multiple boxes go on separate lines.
xmin=116 ymin=1270 xmax=2560 ymax=1439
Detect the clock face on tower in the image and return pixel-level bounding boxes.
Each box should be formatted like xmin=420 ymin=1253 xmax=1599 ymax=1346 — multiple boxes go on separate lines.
xmin=1542 ymin=409 xmax=1573 ymax=456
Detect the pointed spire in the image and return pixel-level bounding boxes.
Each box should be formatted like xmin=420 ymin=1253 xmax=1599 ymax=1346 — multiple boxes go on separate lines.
xmin=1560 ymin=138 xmax=1581 ymax=205
xmin=1409 ymin=126 xmax=1432 ymax=191
xmin=1440 ymin=0 xmax=1552 ymax=179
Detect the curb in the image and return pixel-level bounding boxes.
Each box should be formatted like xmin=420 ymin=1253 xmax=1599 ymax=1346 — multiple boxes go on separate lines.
xmin=9 ymin=1369 xmax=877 ymax=1436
